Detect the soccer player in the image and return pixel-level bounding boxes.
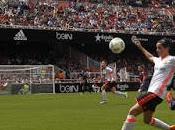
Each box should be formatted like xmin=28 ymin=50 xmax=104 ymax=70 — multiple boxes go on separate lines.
xmin=166 ymin=91 xmax=175 ymax=110
xmin=100 ymin=60 xmax=127 ymax=104
xmin=166 ymin=78 xmax=175 ymax=110
xmin=138 ymin=65 xmax=149 ymax=93
xmin=121 ymin=37 xmax=175 ymax=130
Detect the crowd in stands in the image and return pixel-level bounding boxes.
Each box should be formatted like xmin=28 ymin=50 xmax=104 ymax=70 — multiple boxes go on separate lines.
xmin=0 ymin=0 xmax=174 ymax=34
xmin=0 ymin=0 xmax=175 ymax=83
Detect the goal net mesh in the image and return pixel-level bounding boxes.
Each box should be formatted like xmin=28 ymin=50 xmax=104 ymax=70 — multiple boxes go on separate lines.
xmin=0 ymin=65 xmax=55 ymax=95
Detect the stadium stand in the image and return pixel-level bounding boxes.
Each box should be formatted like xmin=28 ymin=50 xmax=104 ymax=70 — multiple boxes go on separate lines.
xmin=0 ymin=0 xmax=174 ymax=83
xmin=0 ymin=0 xmax=174 ymax=33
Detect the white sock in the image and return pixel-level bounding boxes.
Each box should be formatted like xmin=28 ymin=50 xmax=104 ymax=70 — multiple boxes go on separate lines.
xmin=101 ymin=90 xmax=107 ymax=101
xmin=122 ymin=115 xmax=137 ymax=130
xmin=150 ymin=118 xmax=170 ymax=130
xmin=115 ymin=91 xmax=126 ymax=97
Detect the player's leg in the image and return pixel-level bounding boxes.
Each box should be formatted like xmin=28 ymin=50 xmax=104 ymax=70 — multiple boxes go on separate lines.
xmin=144 ymin=110 xmax=171 ymax=130
xmin=170 ymin=125 xmax=175 ymax=130
xmin=100 ymin=82 xmax=108 ymax=104
xmin=121 ymin=103 xmax=172 ymax=130
xmin=111 ymin=86 xmax=128 ymax=98
xmin=141 ymin=92 xmax=175 ymax=130
xmin=121 ymin=103 xmax=143 ymax=130
xmin=122 ymin=92 xmax=164 ymax=130
xmin=144 ymin=111 xmax=175 ymax=130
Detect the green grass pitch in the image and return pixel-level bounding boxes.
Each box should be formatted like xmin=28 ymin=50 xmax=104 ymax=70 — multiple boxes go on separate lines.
xmin=0 ymin=92 xmax=174 ymax=130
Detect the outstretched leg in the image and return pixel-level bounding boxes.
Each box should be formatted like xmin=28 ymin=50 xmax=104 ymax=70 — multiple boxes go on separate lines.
xmin=122 ymin=91 xmax=175 ymax=130
xmin=121 ymin=103 xmax=143 ymax=130
xmin=144 ymin=110 xmax=171 ymax=130
xmin=111 ymin=87 xmax=128 ymax=98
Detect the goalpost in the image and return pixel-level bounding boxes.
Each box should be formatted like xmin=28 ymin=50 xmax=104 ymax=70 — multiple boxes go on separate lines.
xmin=0 ymin=65 xmax=55 ymax=95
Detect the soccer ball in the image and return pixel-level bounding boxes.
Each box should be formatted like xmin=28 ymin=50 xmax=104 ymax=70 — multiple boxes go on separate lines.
xmin=109 ymin=37 xmax=125 ymax=54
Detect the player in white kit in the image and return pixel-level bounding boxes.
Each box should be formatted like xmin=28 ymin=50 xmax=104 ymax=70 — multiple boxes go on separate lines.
xmin=100 ymin=60 xmax=127 ymax=104
xmin=121 ymin=37 xmax=175 ymax=130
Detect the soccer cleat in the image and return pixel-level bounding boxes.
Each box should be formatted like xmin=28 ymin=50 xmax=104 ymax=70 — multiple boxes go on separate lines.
xmin=124 ymin=92 xmax=128 ymax=98
xmin=170 ymin=125 xmax=175 ymax=130
xmin=100 ymin=100 xmax=107 ymax=104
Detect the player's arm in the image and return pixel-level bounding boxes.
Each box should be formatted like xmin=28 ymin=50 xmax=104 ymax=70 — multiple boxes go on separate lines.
xmin=131 ymin=36 xmax=155 ymax=63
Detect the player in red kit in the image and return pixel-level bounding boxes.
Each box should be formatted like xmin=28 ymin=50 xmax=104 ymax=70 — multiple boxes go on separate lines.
xmin=138 ymin=65 xmax=150 ymax=93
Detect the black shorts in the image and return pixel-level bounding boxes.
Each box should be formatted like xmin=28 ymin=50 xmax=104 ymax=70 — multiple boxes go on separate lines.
xmin=104 ymin=81 xmax=115 ymax=90
xmin=137 ymin=92 xmax=163 ymax=111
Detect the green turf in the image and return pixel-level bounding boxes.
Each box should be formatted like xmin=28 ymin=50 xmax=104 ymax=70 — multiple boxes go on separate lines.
xmin=0 ymin=92 xmax=174 ymax=130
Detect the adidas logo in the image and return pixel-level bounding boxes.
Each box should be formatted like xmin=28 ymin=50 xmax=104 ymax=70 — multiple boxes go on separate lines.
xmin=13 ymin=30 xmax=27 ymax=41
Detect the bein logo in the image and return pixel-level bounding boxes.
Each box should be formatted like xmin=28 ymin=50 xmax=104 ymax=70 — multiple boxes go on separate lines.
xmin=59 ymin=84 xmax=79 ymax=93
xmin=56 ymin=32 xmax=73 ymax=40
xmin=117 ymin=84 xmax=129 ymax=91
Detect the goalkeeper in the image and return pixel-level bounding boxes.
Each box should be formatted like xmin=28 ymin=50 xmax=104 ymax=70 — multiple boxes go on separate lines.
xmin=18 ymin=83 xmax=30 ymax=95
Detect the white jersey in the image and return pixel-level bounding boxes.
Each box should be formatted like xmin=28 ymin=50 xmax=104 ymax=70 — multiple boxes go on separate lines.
xmin=148 ymin=56 xmax=175 ymax=99
xmin=101 ymin=66 xmax=113 ymax=81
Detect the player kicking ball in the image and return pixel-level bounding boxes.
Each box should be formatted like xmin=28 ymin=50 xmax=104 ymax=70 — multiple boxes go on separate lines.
xmin=121 ymin=36 xmax=175 ymax=130
xmin=100 ymin=60 xmax=127 ymax=104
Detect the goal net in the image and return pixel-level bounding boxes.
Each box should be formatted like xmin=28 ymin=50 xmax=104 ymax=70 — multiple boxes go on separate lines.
xmin=0 ymin=65 xmax=55 ymax=95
